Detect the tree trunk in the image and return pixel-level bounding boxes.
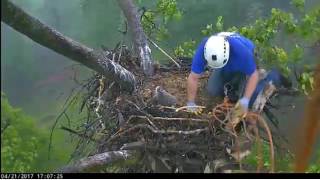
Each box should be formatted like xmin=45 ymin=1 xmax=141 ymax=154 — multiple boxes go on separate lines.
xmin=58 ymin=150 xmax=138 ymax=173
xmin=294 ymin=64 xmax=320 ymax=172
xmin=117 ymin=0 xmax=154 ymax=76
xmin=1 ymin=0 xmax=136 ymax=93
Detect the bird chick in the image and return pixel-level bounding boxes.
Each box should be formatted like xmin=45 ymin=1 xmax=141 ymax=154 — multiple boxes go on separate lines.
xmin=152 ymin=86 xmax=177 ymax=106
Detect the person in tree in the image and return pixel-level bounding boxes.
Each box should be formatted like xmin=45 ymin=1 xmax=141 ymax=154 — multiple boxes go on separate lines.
xmin=186 ymin=32 xmax=259 ymax=115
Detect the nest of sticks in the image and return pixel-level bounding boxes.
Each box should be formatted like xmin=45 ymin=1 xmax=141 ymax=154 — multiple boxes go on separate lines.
xmin=58 ymin=45 xmax=291 ymax=173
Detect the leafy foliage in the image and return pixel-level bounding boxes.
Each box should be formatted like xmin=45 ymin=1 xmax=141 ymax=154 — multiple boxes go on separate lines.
xmin=139 ymin=0 xmax=182 ymax=41
xmin=243 ymin=142 xmax=293 ymax=172
xmin=1 ymin=93 xmax=70 ymax=172
xmin=243 ymin=141 xmax=320 ymax=172
xmin=306 ymin=149 xmax=320 ymax=173
xmin=291 ymin=0 xmax=306 ymax=12
xmin=1 ymin=93 xmax=41 ymax=172
xmin=173 ymin=39 xmax=196 ymax=58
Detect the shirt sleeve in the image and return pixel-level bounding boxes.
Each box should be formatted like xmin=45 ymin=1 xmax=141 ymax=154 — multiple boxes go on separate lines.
xmin=191 ymin=38 xmax=208 ymax=74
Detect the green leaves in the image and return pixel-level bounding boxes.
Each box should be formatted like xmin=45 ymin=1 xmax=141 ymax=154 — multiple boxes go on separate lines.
xmin=215 ymin=16 xmax=224 ymax=32
xmin=141 ymin=10 xmax=156 ymax=36
xmin=298 ymin=12 xmax=319 ymax=39
xmin=201 ymin=24 xmax=213 ymax=36
xmin=155 ymin=25 xmax=170 ymax=41
xmin=291 ymin=0 xmax=305 ymax=12
xmin=1 ymin=94 xmax=40 ymax=172
xmin=1 ymin=94 xmax=71 ymax=172
xmin=306 ymin=149 xmax=320 ymax=173
xmin=289 ymin=44 xmax=304 ymax=63
xmin=174 ymin=39 xmax=196 ymax=57
xmin=140 ymin=0 xmax=182 ymax=41
xmin=201 ymin=16 xmax=224 ymax=36
xmin=206 ymin=1 xmax=318 ymax=94
xmin=299 ymin=71 xmax=314 ymax=95
xmin=156 ymin=0 xmax=182 ymax=23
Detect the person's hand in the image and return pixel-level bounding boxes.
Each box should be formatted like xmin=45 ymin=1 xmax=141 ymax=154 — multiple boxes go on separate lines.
xmin=234 ymin=97 xmax=249 ymax=118
xmin=226 ymin=97 xmax=249 ymax=130
xmin=186 ymin=101 xmax=203 ymax=115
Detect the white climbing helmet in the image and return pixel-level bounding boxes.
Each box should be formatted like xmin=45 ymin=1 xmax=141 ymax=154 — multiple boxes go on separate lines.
xmin=204 ymin=35 xmax=230 ymax=69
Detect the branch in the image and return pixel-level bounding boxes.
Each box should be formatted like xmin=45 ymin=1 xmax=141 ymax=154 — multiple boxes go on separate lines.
xmin=1 ymin=0 xmax=136 ymax=93
xmin=128 ymin=115 xmax=209 ymax=124
xmin=117 ymin=0 xmax=154 ymax=76
xmin=58 ymin=150 xmax=138 ymax=173
xmin=106 ymin=124 xmax=208 ymax=145
xmin=60 ymin=126 xmax=97 ymax=142
xmin=148 ymin=38 xmax=181 ymax=68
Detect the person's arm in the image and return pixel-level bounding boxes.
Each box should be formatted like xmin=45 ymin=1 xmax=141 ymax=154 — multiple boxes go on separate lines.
xmin=244 ymin=69 xmax=259 ymax=100
xmin=229 ymin=35 xmax=259 ymax=112
xmin=238 ymin=69 xmax=259 ymax=112
xmin=187 ymin=37 xmax=208 ymax=104
xmin=187 ymin=72 xmax=201 ymax=103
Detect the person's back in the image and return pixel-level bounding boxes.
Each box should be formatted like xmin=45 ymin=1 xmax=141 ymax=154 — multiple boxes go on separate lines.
xmin=191 ymin=32 xmax=256 ymax=76
xmin=222 ymin=33 xmax=256 ymax=75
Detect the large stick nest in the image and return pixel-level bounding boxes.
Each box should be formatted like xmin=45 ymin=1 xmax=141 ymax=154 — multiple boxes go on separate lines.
xmin=59 ymin=45 xmax=292 ymax=173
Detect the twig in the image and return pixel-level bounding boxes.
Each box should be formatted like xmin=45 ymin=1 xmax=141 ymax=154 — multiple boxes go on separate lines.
xmin=63 ymin=112 xmax=71 ymax=128
xmin=254 ymin=125 xmax=263 ymax=173
xmin=80 ymin=81 xmax=99 ymax=113
xmin=257 ymin=116 xmax=275 ymax=173
xmin=175 ymin=105 xmax=206 ymax=112
xmin=125 ymin=100 xmax=159 ymax=130
xmin=48 ymin=85 xmax=85 ymax=160
xmin=147 ymin=124 xmax=208 ymax=135
xmin=235 ymin=135 xmax=242 ymax=171
xmin=247 ymin=113 xmax=275 ymax=173
xmin=105 ymin=124 xmax=208 ymax=145
xmin=93 ymin=76 xmax=106 ymax=130
xmin=127 ymin=115 xmax=209 ymax=123
xmin=48 ymin=109 xmax=66 ymax=160
xmin=147 ymin=38 xmax=181 ymax=68
xmin=60 ymin=126 xmax=97 ymax=142
xmin=241 ymin=120 xmax=251 ymax=141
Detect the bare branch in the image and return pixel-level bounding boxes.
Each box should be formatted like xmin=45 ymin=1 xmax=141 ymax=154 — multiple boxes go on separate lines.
xmin=58 ymin=150 xmax=138 ymax=173
xmin=1 ymin=0 xmax=136 ymax=92
xmin=128 ymin=115 xmax=209 ymax=123
xmin=117 ymin=0 xmax=154 ymax=76
xmin=60 ymin=126 xmax=97 ymax=142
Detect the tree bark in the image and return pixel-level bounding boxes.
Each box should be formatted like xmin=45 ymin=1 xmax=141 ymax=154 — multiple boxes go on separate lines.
xmin=1 ymin=0 xmax=136 ymax=93
xmin=117 ymin=0 xmax=154 ymax=76
xmin=58 ymin=150 xmax=138 ymax=173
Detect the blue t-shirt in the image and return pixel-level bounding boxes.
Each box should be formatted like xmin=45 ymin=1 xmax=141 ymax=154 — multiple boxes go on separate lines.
xmin=191 ymin=33 xmax=256 ymax=75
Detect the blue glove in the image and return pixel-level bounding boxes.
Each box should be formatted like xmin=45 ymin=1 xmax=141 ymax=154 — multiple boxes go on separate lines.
xmin=238 ymin=97 xmax=249 ymax=112
xmin=186 ymin=101 xmax=204 ymax=115
xmin=187 ymin=101 xmax=198 ymax=112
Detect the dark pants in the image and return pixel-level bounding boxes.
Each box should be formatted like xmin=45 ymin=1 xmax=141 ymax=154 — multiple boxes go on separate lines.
xmin=207 ymin=68 xmax=287 ymax=108
xmin=207 ymin=69 xmax=247 ymax=103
